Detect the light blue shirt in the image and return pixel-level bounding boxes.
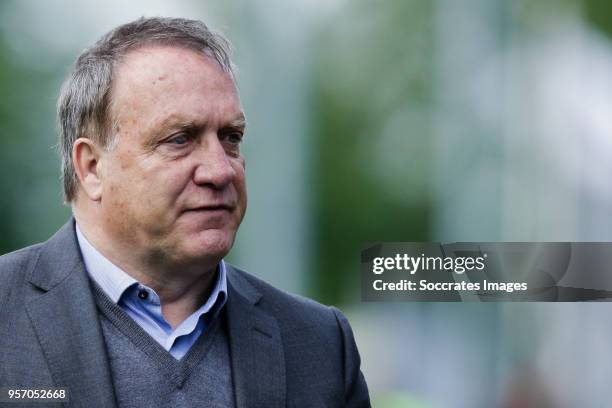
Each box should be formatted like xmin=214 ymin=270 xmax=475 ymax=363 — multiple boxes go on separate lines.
xmin=76 ymin=224 xmax=227 ymax=360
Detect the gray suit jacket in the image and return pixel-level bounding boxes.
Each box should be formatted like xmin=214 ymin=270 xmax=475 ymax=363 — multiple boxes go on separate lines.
xmin=0 ymin=221 xmax=370 ymax=407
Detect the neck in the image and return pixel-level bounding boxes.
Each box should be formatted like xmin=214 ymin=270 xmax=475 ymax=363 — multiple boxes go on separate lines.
xmin=144 ymin=266 xmax=218 ymax=329
xmin=74 ymin=207 xmax=220 ymax=328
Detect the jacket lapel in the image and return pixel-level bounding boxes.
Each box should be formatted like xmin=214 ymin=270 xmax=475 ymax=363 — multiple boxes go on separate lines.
xmin=226 ymin=266 xmax=286 ymax=408
xmin=24 ymin=221 xmax=117 ymax=408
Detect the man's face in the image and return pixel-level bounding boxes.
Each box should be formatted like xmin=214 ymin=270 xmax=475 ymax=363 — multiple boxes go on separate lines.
xmin=98 ymin=45 xmax=247 ymax=268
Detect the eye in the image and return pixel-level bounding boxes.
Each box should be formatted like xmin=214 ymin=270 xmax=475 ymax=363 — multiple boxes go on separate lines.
xmin=223 ymin=131 xmax=244 ymax=145
xmin=166 ymin=133 xmax=190 ymax=146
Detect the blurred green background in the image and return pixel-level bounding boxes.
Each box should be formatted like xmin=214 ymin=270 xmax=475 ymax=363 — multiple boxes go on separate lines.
xmin=2 ymin=0 xmax=612 ymax=406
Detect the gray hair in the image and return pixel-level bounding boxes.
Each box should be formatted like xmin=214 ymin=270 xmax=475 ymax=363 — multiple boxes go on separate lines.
xmin=57 ymin=16 xmax=235 ymax=202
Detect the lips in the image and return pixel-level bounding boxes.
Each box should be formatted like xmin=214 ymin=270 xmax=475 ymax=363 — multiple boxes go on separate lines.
xmin=184 ymin=204 xmax=234 ymax=212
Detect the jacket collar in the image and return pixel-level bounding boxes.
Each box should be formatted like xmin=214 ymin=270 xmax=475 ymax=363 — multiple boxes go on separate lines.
xmin=26 ymin=220 xmax=82 ymax=292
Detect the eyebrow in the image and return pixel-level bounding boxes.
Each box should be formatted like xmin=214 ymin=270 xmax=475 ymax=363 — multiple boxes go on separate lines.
xmin=154 ymin=113 xmax=247 ymax=133
xmin=227 ymin=114 xmax=247 ymax=129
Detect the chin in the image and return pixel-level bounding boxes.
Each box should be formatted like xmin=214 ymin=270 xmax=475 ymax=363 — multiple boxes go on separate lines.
xmin=182 ymin=229 xmax=235 ymax=262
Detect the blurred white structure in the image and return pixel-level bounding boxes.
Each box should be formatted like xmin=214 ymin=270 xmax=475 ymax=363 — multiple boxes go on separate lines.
xmin=431 ymin=0 xmax=612 ymax=407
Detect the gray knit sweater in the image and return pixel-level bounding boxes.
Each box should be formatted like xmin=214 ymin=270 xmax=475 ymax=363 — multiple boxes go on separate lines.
xmin=92 ymin=282 xmax=236 ymax=408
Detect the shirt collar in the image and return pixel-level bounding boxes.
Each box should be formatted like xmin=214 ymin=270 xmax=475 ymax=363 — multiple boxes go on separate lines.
xmin=75 ymin=223 xmax=228 ymax=310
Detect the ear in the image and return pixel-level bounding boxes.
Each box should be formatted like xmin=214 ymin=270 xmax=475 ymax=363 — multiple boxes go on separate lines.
xmin=72 ymin=138 xmax=105 ymax=201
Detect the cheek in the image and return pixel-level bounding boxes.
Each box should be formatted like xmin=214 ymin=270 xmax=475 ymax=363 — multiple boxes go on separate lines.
xmin=105 ymin=160 xmax=188 ymax=216
xmin=234 ymin=163 xmax=248 ymax=218
xmin=142 ymin=169 xmax=192 ymax=211
xmin=233 ymin=161 xmax=247 ymax=194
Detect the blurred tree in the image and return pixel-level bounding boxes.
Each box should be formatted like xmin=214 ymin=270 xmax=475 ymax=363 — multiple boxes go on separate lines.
xmin=311 ymin=0 xmax=434 ymax=304
xmin=0 ymin=3 xmax=71 ymax=254
xmin=584 ymin=0 xmax=612 ymax=37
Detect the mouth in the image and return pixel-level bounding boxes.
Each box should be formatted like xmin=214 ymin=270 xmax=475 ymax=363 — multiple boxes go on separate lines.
xmin=184 ymin=204 xmax=234 ymax=213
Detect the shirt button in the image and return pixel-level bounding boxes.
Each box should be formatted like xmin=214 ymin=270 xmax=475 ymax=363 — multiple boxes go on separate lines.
xmin=138 ymin=290 xmax=148 ymax=300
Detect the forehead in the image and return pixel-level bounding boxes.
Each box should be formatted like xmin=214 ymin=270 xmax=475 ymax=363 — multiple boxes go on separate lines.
xmin=110 ymin=45 xmax=241 ymax=129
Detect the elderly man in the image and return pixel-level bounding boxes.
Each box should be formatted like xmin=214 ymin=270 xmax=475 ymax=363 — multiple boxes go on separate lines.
xmin=0 ymin=17 xmax=370 ymax=407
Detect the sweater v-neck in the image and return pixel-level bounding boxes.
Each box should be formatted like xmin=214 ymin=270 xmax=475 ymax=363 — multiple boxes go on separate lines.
xmin=91 ymin=279 xmax=224 ymax=389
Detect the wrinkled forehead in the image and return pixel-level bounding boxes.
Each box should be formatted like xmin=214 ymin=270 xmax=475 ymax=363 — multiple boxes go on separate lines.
xmin=108 ymin=45 xmax=242 ymax=128
xmin=112 ymin=44 xmax=237 ymax=96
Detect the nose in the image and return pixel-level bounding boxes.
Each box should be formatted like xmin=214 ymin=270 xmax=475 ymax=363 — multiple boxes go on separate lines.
xmin=192 ymin=135 xmax=236 ymax=189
